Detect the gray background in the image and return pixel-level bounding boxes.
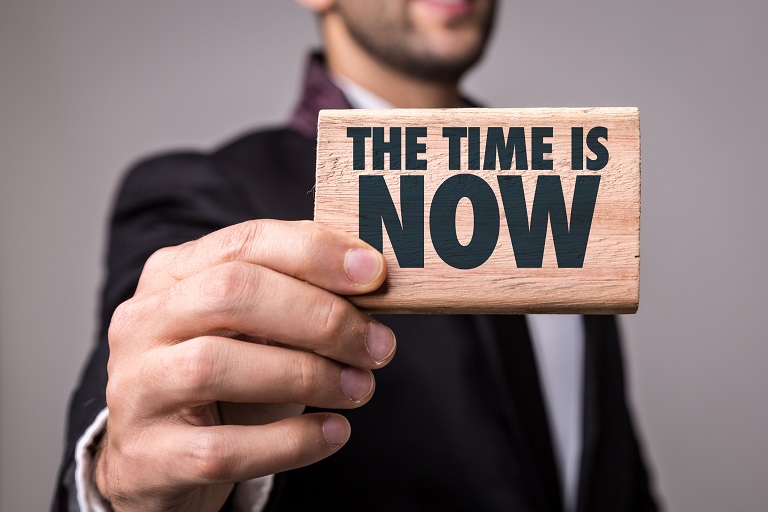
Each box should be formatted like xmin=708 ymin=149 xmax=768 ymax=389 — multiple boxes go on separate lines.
xmin=1 ymin=1 xmax=766 ymax=510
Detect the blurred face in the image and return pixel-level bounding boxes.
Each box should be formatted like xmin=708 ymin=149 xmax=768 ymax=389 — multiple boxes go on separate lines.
xmin=332 ymin=0 xmax=496 ymax=82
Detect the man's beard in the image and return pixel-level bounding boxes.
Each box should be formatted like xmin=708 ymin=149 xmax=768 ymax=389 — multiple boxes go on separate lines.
xmin=337 ymin=3 xmax=495 ymax=84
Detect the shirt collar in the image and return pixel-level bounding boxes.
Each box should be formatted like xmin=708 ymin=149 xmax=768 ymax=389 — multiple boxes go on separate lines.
xmin=331 ymin=73 xmax=393 ymax=110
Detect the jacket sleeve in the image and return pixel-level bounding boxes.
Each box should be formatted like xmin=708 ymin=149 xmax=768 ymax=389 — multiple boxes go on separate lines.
xmin=52 ymin=152 xmax=255 ymax=510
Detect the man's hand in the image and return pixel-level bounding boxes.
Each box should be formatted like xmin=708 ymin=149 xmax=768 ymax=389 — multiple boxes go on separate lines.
xmin=94 ymin=220 xmax=395 ymax=511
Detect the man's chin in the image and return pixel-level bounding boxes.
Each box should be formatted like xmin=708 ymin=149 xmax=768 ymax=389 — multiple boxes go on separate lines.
xmin=426 ymin=36 xmax=484 ymax=64
xmin=411 ymin=39 xmax=485 ymax=79
xmin=407 ymin=8 xmax=493 ymax=77
xmin=391 ymin=52 xmax=480 ymax=83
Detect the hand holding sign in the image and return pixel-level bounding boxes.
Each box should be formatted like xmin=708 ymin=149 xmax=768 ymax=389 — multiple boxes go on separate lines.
xmin=315 ymin=108 xmax=640 ymax=314
xmin=95 ymin=221 xmax=395 ymax=511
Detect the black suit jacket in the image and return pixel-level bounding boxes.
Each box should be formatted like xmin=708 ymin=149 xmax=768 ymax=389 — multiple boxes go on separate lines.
xmin=54 ymin=55 xmax=659 ymax=512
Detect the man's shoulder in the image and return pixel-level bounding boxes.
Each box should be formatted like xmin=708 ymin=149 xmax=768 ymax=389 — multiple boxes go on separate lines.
xmin=120 ymin=126 xmax=314 ymax=192
xmin=213 ymin=125 xmax=314 ymax=165
xmin=116 ymin=125 xmax=317 ymax=221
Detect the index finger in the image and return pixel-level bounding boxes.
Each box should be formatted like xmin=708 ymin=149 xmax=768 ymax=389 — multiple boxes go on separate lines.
xmin=137 ymin=220 xmax=386 ymax=296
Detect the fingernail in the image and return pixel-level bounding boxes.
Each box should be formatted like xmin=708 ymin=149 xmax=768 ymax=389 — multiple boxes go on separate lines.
xmin=322 ymin=416 xmax=350 ymax=446
xmin=345 ymin=248 xmax=383 ymax=285
xmin=365 ymin=322 xmax=396 ymax=364
xmin=340 ymin=367 xmax=373 ymax=402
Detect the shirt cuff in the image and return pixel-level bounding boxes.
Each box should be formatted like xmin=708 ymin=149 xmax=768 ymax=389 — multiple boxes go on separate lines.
xmin=74 ymin=407 xmax=110 ymax=511
xmin=73 ymin=407 xmax=275 ymax=512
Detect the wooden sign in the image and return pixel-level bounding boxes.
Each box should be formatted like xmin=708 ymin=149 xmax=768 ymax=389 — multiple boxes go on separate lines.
xmin=314 ymin=108 xmax=640 ymax=314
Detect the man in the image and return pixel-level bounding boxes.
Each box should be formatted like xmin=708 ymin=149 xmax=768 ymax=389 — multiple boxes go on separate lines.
xmin=54 ymin=1 xmax=660 ymax=510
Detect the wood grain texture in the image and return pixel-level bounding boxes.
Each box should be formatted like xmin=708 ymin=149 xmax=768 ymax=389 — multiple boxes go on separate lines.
xmin=315 ymin=108 xmax=640 ymax=314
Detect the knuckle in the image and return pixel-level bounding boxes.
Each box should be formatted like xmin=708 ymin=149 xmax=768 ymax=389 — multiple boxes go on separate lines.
xmin=217 ymin=220 xmax=267 ymax=262
xmin=189 ymin=431 xmax=232 ymax=481
xmin=104 ymin=371 xmax=124 ymax=409
xmin=199 ymin=261 xmax=254 ymax=314
xmin=302 ymin=223 xmax=330 ymax=260
xmin=112 ymin=431 xmax=147 ymax=470
xmin=105 ymin=357 xmax=145 ymax=416
xmin=296 ymin=354 xmax=323 ymax=397
xmin=108 ymin=295 xmax=160 ymax=349
xmin=108 ymin=299 xmax=142 ymax=347
xmin=176 ymin=337 xmax=219 ymax=398
xmin=316 ymin=296 xmax=351 ymax=343
xmin=143 ymin=246 xmax=178 ymax=275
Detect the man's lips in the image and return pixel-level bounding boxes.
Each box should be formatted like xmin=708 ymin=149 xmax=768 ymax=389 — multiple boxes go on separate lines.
xmin=413 ymin=0 xmax=475 ymax=18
